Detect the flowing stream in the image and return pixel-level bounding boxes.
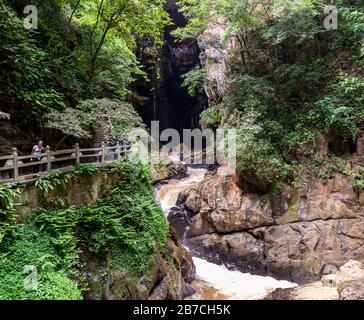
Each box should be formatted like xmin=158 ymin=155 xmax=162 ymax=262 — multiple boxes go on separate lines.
xmin=156 ymin=166 xmax=296 ymax=300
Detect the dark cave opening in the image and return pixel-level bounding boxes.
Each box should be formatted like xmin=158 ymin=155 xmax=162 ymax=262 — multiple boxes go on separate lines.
xmin=133 ymin=0 xmax=207 ymax=134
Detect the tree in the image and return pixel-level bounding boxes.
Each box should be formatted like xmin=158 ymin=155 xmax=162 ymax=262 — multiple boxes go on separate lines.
xmin=46 ymin=98 xmax=145 ymax=143
xmin=75 ymin=0 xmax=170 ymax=86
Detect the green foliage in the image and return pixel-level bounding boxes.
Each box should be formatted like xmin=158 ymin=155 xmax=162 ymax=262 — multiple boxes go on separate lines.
xmin=200 ymin=107 xmax=220 ymax=126
xmin=0 ymin=160 xmax=168 ymax=299
xmin=0 ymin=2 xmax=65 ymax=116
xmin=35 ymin=170 xmax=75 ymax=196
xmin=0 ymin=223 xmax=82 ymax=300
xmin=1 ymin=0 xmax=169 ymax=138
xmin=177 ymin=0 xmax=364 ymax=186
xmin=0 ymin=185 xmax=22 ymax=245
xmin=34 ymin=161 xmax=168 ymax=277
xmin=351 ymin=166 xmax=364 ymax=191
xmin=181 ymin=67 xmax=207 ymax=97
xmin=315 ymin=156 xmax=347 ymax=181
xmin=74 ymin=163 xmax=100 ymax=176
xmin=307 ymin=76 xmax=364 ymax=139
xmin=46 ymin=98 xmax=145 ymax=141
xmin=0 ymin=184 xmax=21 ymax=211
xmin=225 ymin=110 xmax=292 ymax=188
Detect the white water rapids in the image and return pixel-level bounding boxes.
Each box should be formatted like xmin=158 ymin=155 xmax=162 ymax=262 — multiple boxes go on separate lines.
xmin=156 ymin=167 xmax=296 ymax=300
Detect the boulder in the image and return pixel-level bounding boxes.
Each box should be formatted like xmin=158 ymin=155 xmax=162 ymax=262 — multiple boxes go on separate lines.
xmin=338 ymin=278 xmax=364 ymax=300
xmin=196 ymin=174 xmax=274 ymax=232
xmin=336 ymin=260 xmax=364 ymax=285
xmin=152 ymin=162 xmax=188 ymax=183
xmin=167 ymin=207 xmax=192 ymax=240
xmin=184 ymin=188 xmax=203 ymax=212
xmin=321 ymin=274 xmax=338 ymax=288
xmin=325 ymin=260 xmax=364 ymax=300
xmin=187 ymin=210 xmax=216 ymax=237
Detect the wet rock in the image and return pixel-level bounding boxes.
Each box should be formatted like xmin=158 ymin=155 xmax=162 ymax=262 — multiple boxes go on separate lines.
xmin=167 ymin=207 xmax=192 ymax=240
xmin=188 ymin=232 xmax=266 ymax=275
xmin=196 ymin=174 xmax=274 ymax=232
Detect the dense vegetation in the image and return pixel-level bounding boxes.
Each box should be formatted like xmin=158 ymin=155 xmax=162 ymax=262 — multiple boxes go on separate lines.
xmin=177 ymin=0 xmax=364 ymax=190
xmin=0 ymin=161 xmax=169 ymax=299
xmin=0 ymin=0 xmax=169 ymax=144
xmin=0 ymin=0 xmax=172 ymax=301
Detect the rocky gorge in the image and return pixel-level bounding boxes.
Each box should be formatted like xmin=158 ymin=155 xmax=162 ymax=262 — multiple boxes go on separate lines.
xmin=172 ymin=164 xmax=364 ymax=284
xmin=154 ymin=0 xmax=364 ymax=298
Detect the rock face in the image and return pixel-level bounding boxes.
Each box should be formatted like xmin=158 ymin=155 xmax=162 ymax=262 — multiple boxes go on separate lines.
xmin=85 ymin=228 xmax=196 ymax=300
xmin=335 ymin=260 xmax=364 ymax=300
xmin=198 ymin=18 xmax=240 ymax=107
xmin=266 ymin=281 xmax=339 ymax=300
xmin=268 ymin=260 xmax=364 ymax=300
xmin=176 ymin=168 xmax=364 ymax=283
xmin=152 ymin=162 xmax=188 ymax=183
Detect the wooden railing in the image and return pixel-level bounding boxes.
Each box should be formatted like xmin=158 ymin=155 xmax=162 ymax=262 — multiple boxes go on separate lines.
xmin=0 ymin=142 xmax=132 ymax=184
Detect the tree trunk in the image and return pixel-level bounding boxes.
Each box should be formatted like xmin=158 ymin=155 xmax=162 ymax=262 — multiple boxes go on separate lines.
xmin=68 ymin=0 xmax=81 ymax=26
xmin=89 ymin=22 xmax=112 ymax=83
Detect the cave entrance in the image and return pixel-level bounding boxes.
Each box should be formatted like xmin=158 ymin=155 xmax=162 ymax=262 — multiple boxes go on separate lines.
xmin=134 ymin=0 xmax=207 ymax=134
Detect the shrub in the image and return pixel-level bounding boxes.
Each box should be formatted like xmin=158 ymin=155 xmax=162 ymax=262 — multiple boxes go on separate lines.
xmin=200 ymin=106 xmax=220 ymax=126
xmin=181 ymin=67 xmax=207 ymax=97
xmin=0 ymin=223 xmax=82 ymax=300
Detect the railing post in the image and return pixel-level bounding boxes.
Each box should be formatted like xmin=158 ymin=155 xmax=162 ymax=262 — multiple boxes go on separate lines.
xmin=46 ymin=145 xmax=52 ymax=172
xmin=116 ymin=142 xmax=121 ymax=160
xmin=12 ymin=147 xmax=18 ymax=183
xmin=101 ymin=141 xmax=105 ymax=163
xmin=75 ymin=143 xmax=80 ymax=164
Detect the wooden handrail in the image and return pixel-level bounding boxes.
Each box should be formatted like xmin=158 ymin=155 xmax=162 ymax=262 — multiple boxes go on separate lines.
xmin=0 ymin=143 xmax=132 ymax=184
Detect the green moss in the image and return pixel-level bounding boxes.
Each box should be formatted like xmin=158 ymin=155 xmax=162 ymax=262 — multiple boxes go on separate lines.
xmin=277 ymin=192 xmax=300 ymax=224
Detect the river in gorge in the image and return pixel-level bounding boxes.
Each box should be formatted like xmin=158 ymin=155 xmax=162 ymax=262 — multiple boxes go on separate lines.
xmin=155 ymin=166 xmax=296 ymax=300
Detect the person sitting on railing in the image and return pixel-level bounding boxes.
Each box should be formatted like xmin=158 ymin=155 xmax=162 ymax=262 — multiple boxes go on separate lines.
xmin=31 ymin=139 xmax=45 ymax=173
